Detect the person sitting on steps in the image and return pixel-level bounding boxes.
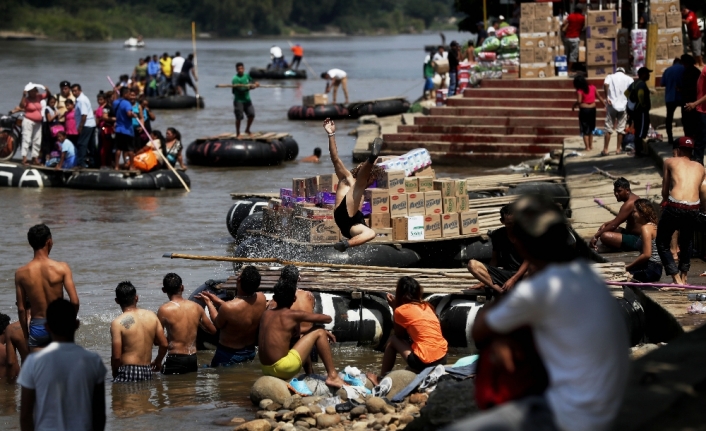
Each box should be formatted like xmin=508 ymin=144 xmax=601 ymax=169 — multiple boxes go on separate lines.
xmin=324 ymin=118 xmax=384 ymax=252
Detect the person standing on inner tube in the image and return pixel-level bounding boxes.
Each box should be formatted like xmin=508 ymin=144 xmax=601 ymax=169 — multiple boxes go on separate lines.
xmin=324 ymin=118 xmax=383 ymax=251
xmin=232 ymin=62 xmax=260 ymax=139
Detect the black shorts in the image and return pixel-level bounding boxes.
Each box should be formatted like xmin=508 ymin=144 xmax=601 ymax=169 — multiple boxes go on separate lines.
xmin=407 ymin=352 xmax=447 ymax=373
xmin=115 ymin=132 xmax=134 ymax=152
xmin=234 ymin=101 xmax=255 ymax=120
xmin=483 ymin=263 xmax=516 ymax=287
xmin=162 ymin=353 xmax=198 ymax=375
xmin=578 ymin=107 xmax=596 ymax=136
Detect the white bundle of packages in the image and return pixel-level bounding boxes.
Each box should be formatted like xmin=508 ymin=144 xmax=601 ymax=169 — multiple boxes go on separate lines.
xmin=377 ymin=148 xmax=432 ymax=176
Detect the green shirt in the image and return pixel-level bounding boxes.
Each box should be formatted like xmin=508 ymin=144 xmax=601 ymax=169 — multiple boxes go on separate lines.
xmin=232 ymin=74 xmax=253 ymax=103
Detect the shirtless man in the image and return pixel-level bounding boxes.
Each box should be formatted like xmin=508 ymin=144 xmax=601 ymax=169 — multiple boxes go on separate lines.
xmin=110 ymin=281 xmax=168 ymax=382
xmin=657 ymin=137 xmax=705 ymax=284
xmin=300 ymin=147 xmax=322 ymax=163
xmin=4 ymin=320 xmax=29 ymax=381
xmin=15 ymin=224 xmax=79 ymax=352
xmin=0 ymin=314 xmax=10 ymax=380
xmin=197 ymin=266 xmax=267 ymax=367
xmin=590 ymin=178 xmax=643 ymax=251
xmin=258 ymin=277 xmax=345 ymax=387
xmin=325 ymin=118 xmax=383 ymax=252
xmin=157 ymin=273 xmax=216 ymax=375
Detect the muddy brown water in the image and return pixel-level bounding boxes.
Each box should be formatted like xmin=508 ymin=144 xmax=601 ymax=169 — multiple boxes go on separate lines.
xmin=0 ymin=34 xmax=484 ymax=430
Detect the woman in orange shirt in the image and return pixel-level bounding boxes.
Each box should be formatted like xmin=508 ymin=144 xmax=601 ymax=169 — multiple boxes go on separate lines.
xmin=369 ymin=277 xmax=448 ymax=383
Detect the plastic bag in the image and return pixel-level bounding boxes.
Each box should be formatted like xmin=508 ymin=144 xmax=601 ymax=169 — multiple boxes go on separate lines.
xmin=481 ymin=36 xmax=501 ymax=52
xmin=133 ymin=149 xmax=158 ymax=172
xmin=477 ymin=52 xmax=497 ymax=61
xmin=500 ymin=34 xmax=519 ymax=49
xmin=495 ymin=26 xmax=517 ymax=38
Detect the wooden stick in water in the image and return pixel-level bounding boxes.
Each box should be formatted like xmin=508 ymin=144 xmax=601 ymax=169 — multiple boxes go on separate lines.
xmin=191 ymin=21 xmax=201 ymax=106
xmin=216 ymin=84 xmax=299 ymax=89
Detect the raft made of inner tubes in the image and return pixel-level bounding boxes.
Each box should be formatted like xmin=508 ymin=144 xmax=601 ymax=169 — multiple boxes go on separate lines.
xmin=146 ymin=95 xmax=204 ymax=110
xmin=226 ymin=199 xmax=268 ymax=238
xmin=288 ymin=104 xmax=350 ymax=121
xmin=347 ymin=98 xmax=411 ymax=119
xmin=187 ymin=134 xmax=298 ymax=167
xmin=0 ymin=161 xmax=190 ymax=190
xmin=249 ymin=68 xmax=307 ymax=80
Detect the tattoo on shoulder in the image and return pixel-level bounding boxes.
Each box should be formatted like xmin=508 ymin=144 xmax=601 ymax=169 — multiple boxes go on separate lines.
xmin=121 ymin=315 xmax=135 ymax=329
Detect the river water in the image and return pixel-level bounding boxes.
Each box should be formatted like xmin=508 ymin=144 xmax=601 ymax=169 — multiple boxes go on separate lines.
xmin=0 ymin=33 xmax=492 ymax=429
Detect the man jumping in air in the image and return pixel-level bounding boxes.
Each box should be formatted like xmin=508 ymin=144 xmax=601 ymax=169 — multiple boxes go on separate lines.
xmin=324 ymin=118 xmax=383 ymax=252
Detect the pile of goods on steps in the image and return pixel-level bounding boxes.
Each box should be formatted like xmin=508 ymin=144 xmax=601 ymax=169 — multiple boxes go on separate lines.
xmin=260 ymin=148 xmax=481 ymax=244
xmin=518 ymin=1 xmax=562 ymax=78
xmin=473 ymin=25 xmax=520 ymax=81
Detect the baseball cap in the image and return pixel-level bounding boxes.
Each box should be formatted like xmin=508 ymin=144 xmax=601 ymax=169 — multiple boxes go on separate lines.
xmin=59 ymin=81 xmax=70 ymax=88
xmin=678 ymin=136 xmax=695 ymax=149
xmin=511 ymin=194 xmax=566 ymax=239
xmin=616 ymin=67 xmax=626 ymax=73
xmin=637 ymin=67 xmax=653 ymax=75
xmin=476 ymin=21 xmax=484 ymax=26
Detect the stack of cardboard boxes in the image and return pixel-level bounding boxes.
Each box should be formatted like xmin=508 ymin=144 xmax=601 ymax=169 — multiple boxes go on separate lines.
xmin=584 ymin=9 xmax=620 ymax=78
xmin=519 ymin=1 xmax=562 ymax=78
xmin=651 ymin=0 xmax=683 ymax=75
xmin=368 ymin=171 xmax=479 ymax=241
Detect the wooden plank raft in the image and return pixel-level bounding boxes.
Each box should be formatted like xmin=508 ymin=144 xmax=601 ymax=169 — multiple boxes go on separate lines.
xmin=216 ymin=262 xmax=628 ymax=295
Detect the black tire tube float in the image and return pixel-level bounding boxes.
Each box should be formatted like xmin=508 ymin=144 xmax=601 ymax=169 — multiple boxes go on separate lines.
xmin=236 ymin=212 xmax=264 ymax=242
xmin=0 ymin=163 xmax=62 ymax=187
xmin=186 ymin=138 xmax=288 ymax=167
xmin=347 ymin=99 xmax=411 ymax=118
xmin=281 ymin=136 xmax=299 ymax=161
xmin=226 ymin=201 xmax=267 ymax=239
xmin=248 ymin=68 xmax=307 ymax=80
xmin=64 ymin=169 xmax=190 ymax=190
xmin=288 ymin=104 xmax=350 ymax=121
xmin=146 ymin=95 xmax=204 ymax=110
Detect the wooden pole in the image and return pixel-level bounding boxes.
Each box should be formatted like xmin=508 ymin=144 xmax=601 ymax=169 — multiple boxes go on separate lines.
xmin=215 ymin=84 xmax=299 ymax=89
xmin=645 ymin=22 xmax=657 ymax=88
xmin=483 ymin=0 xmax=487 ymax=28
xmin=135 ymin=117 xmax=191 ymax=192
xmin=191 ymin=21 xmax=200 ymax=106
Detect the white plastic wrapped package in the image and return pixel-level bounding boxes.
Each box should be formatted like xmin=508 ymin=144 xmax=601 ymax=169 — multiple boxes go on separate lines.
xmin=495 ymin=26 xmax=517 ymax=38
xmin=477 ymin=52 xmax=497 ymax=61
xmin=377 ymin=148 xmax=432 ymax=176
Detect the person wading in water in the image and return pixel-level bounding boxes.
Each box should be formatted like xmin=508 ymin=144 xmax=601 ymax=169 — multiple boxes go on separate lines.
xmin=324 ymin=118 xmax=383 ymax=251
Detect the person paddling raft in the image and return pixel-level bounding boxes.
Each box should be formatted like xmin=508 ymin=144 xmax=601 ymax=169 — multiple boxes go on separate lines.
xmin=324 ymin=118 xmax=383 ymax=252
xmin=232 ymin=62 xmax=260 ymax=139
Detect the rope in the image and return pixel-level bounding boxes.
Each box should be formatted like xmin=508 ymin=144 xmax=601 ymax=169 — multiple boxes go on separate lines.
xmin=606 ymin=281 xmax=706 ymax=291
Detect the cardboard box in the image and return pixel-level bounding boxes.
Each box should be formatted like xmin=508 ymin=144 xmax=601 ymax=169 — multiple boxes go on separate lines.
xmin=417 ymin=176 xmax=434 ymax=192
xmin=460 ymin=211 xmax=480 ymax=235
xmin=392 ymin=216 xmax=425 ymax=241
xmin=433 ymin=180 xmax=455 ymax=197
xmin=657 ymin=28 xmax=683 ymax=45
xmin=303 ymin=94 xmax=328 ymax=106
xmin=533 ymin=18 xmax=551 ymax=33
xmin=656 ymin=43 xmax=669 ymax=60
xmin=668 ymin=44 xmax=684 ymax=60
xmin=586 ymin=65 xmax=615 ymax=79
xmin=407 ymin=192 xmax=426 ymax=216
xmin=301 ymin=207 xmax=333 ymax=219
xmin=369 ymin=212 xmax=391 ymax=229
xmin=423 ymin=214 xmax=441 ymax=239
xmin=453 ymin=179 xmax=467 ymax=197
xmin=520 ymin=47 xmax=535 ymax=63
xmin=305 ymin=176 xmax=319 ymax=197
xmin=652 ymin=13 xmax=666 ymax=29
xmin=424 ymin=191 xmax=442 ymax=215
xmin=520 ymin=64 xmax=549 ymax=79
xmin=379 ymin=170 xmax=406 ymax=194
xmin=534 ymin=1 xmax=552 ymax=18
xmin=666 ymin=12 xmax=681 ymax=29
xmin=579 ymin=46 xmax=586 ymax=62
xmin=442 ymin=196 xmax=457 ymax=214
xmin=293 ymin=217 xmax=339 ymax=243
xmin=520 ymin=34 xmax=550 ymax=49
xmin=586 ymin=25 xmax=619 ymax=39
xmin=587 ymin=10 xmax=617 ymax=26
xmin=404 ymin=177 xmax=418 ymax=193
xmin=502 ymin=70 xmax=519 ymax=80
xmin=292 ymin=178 xmax=306 ymax=197
xmin=365 ymin=188 xmax=390 ymax=213
xmin=655 ymin=59 xmax=671 ymax=75
xmin=441 ymin=213 xmax=460 ymax=238
xmin=415 ymin=167 xmax=435 ymax=178
xmin=261 ymin=208 xmax=276 ymax=233
xmin=457 ymin=195 xmax=469 ymax=213
xmin=586 ymin=50 xmax=616 ymax=66
xmin=371 ymin=228 xmax=393 ymax=243
xmin=389 ymin=193 xmax=408 ymax=217
xmin=651 ymin=1 xmax=679 ymax=16
xmin=519 ymin=19 xmax=533 ymax=34
xmin=534 ymin=47 xmax=553 ymax=63
xmin=586 ymin=38 xmax=616 ymax=51
xmin=520 ymin=2 xmax=534 ymax=19
xmin=318 ymin=173 xmax=337 ymax=193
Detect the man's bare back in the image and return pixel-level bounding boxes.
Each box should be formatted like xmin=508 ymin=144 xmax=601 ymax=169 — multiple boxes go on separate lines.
xmin=201 ymin=291 xmax=267 ymax=349
xmin=664 ymin=157 xmax=705 ymax=203
xmin=622 ymin=194 xmax=641 ymax=234
xmin=110 ymin=308 xmax=167 ymax=374
xmin=699 ymin=168 xmax=706 ymax=212
xmin=4 ymin=321 xmax=29 ymax=381
xmin=157 ymin=299 xmax=214 ymax=354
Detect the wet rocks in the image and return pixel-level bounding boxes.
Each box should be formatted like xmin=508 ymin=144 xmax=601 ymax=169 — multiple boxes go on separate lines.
xmin=251 ymin=377 xmax=292 ymax=405
xmin=316 ymin=413 xmax=342 ymax=428
xmin=235 ymin=419 xmax=272 ymax=431
xmin=386 ymin=370 xmax=417 ymax=399
xmin=365 ymin=397 xmax=388 ymax=414
xmin=405 ymin=378 xmax=476 ymax=431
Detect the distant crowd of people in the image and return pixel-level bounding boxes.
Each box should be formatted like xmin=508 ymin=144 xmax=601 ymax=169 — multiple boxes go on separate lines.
xmin=127 ymin=52 xmax=198 ymax=98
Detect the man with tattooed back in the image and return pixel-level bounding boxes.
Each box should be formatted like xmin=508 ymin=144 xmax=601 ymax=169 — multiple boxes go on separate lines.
xmin=110 ymin=281 xmax=168 ymax=382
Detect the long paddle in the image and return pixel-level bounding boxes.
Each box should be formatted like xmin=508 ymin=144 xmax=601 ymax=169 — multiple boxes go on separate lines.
xmin=106 ymin=76 xmax=191 ymax=192
xmin=191 ymin=21 xmax=200 ymax=107
xmin=287 ymin=41 xmax=318 ymax=78
xmin=215 ymin=84 xmax=299 ymax=89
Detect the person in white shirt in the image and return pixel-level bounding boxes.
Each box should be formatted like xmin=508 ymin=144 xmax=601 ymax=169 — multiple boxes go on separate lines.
xmin=71 ymin=83 xmax=96 ymax=168
xmin=270 ymin=45 xmax=287 ymax=69
xmin=19 ymin=299 xmax=106 ymax=431
xmin=602 ymin=67 xmax=635 ymax=155
xmin=443 ymin=195 xmax=629 ymax=431
xmin=321 ymin=69 xmax=349 ymax=104
xmin=171 ymin=52 xmax=185 ymax=90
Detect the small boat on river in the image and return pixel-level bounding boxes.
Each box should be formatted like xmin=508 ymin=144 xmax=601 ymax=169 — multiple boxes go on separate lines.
xmin=288 ymin=97 xmax=410 ymax=121
xmin=186 ymin=132 xmax=298 ymax=167
xmin=146 ymin=95 xmax=204 ymax=110
xmin=124 ymin=37 xmax=145 ymax=48
xmin=249 ymin=68 xmax=307 ymax=80
xmin=0 ymin=161 xmax=189 ymax=190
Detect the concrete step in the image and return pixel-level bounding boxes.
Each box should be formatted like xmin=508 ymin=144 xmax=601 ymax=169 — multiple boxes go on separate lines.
xmin=430 ymin=106 xmax=604 ymax=118
xmin=479 ymin=77 xmax=605 ymax=90
xmin=383 ymin=132 xmax=565 ymax=145
xmin=448 ymin=97 xmax=577 ymax=109
xmin=461 ymin=88 xmax=578 ymax=99
xmin=397 ymin=124 xmax=576 ymax=136
xmin=382 ymin=140 xmax=562 ymax=154
xmin=414 ymin=115 xmax=578 ymax=127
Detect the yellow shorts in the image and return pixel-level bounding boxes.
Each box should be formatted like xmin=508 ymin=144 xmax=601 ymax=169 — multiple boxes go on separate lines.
xmin=261 ymin=349 xmax=302 ymax=380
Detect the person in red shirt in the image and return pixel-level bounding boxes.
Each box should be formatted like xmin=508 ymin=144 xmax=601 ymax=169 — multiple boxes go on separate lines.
xmin=290 ymin=44 xmax=304 ymax=70
xmin=561 ymin=4 xmax=586 ymax=74
xmin=685 ymin=66 xmax=706 ymax=164
xmin=682 ymin=6 xmax=703 ymax=67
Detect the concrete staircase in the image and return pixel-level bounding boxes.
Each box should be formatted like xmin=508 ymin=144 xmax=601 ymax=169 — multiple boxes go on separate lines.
xmin=382 ymin=77 xmax=606 ymax=165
